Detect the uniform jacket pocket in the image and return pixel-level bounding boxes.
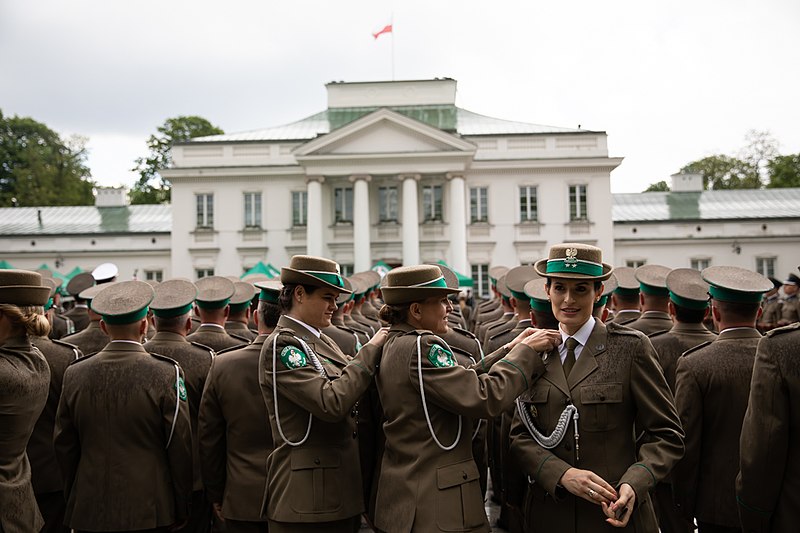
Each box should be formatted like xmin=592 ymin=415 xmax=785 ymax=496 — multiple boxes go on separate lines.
xmin=580 ymin=383 xmax=623 ymax=431
xmin=288 ymin=449 xmax=342 ymax=514
xmin=436 ymin=459 xmax=485 ymax=531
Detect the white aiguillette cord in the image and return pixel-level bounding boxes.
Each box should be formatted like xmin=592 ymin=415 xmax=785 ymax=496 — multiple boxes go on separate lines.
xmin=272 ymin=335 xmax=326 ymax=447
xmin=417 ymin=334 xmax=462 ymax=451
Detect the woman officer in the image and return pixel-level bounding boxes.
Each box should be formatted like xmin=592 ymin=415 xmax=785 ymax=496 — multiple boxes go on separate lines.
xmin=373 ymin=264 xmax=561 ymax=533
xmin=0 ymin=269 xmax=52 ymax=532
xmin=509 ymin=243 xmax=684 ymax=532
xmin=258 ymin=255 xmax=388 ymax=533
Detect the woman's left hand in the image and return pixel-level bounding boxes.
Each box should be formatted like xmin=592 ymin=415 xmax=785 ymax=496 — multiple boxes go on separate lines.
xmin=602 ymin=483 xmax=636 ymax=528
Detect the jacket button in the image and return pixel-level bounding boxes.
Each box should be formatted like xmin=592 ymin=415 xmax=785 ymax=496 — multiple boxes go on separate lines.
xmin=314 ymin=458 xmax=320 ymax=465
xmin=462 ymin=472 xmax=468 ymax=480
xmin=351 ymin=409 xmax=357 ymax=418
xmin=352 ymin=431 xmax=358 ymax=439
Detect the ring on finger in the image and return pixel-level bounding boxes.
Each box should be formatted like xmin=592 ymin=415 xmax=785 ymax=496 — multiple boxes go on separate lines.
xmin=588 ymin=488 xmax=595 ymax=498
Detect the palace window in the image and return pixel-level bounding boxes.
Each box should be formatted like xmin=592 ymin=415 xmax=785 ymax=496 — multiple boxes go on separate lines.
xmin=755 ymin=257 xmax=775 ymax=278
xmin=292 ymin=191 xmax=307 ymax=226
xmin=569 ymin=185 xmax=588 ymax=221
xmin=470 ymin=187 xmax=488 ymax=223
xmin=196 ymin=193 xmax=213 ymax=228
xmin=472 ymin=264 xmax=490 ymax=298
xmin=520 ymin=186 xmax=538 ymax=222
xmin=144 ymin=270 xmax=163 ymax=282
xmin=626 ymin=259 xmax=646 ymax=268
xmin=243 ymin=192 xmax=262 ymax=228
xmin=691 ymin=258 xmax=711 ymax=270
xmin=378 ymin=186 xmax=399 ymax=222
xmin=422 ymin=185 xmax=443 ymax=222
xmin=196 ymin=268 xmax=214 ymax=279
xmin=334 ymin=187 xmax=353 ymax=223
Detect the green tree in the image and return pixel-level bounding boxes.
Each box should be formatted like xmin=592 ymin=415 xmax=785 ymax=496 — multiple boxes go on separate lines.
xmin=680 ymin=154 xmax=759 ymax=190
xmin=0 ymin=110 xmax=95 ymax=207
xmin=644 ymin=180 xmax=670 ymax=192
xmin=130 ymin=116 xmax=223 ymax=204
xmin=766 ymin=153 xmax=800 ymax=188
xmin=739 ymin=129 xmax=779 ymax=186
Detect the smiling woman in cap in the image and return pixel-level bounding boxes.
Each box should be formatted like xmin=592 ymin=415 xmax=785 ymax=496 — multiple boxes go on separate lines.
xmin=257 ymin=254 xmax=389 ymax=533
xmin=372 ymin=264 xmax=560 ymax=533
xmin=0 ymin=269 xmax=51 ymax=532
xmin=510 ymin=243 xmax=684 ymax=531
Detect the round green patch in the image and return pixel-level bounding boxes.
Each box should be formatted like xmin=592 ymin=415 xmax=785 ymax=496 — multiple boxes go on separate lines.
xmin=176 ymin=377 xmax=187 ymax=401
xmin=281 ymin=345 xmax=308 ymax=369
xmin=427 ymin=343 xmax=455 ymax=368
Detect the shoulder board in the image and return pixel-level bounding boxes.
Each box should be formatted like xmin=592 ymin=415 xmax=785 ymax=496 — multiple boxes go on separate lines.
xmin=51 ymin=338 xmax=80 ymax=350
xmin=67 ymin=351 xmax=98 ymax=366
xmin=647 ymin=329 xmax=670 ymax=339
xmin=766 ymin=322 xmax=800 ymax=337
xmin=607 ymin=321 xmax=645 ymax=337
xmin=229 ymin=332 xmax=251 ymax=343
xmin=190 ymin=341 xmax=216 ymax=356
xmin=488 ymin=329 xmax=511 ymax=341
xmin=149 ymin=351 xmax=181 ymax=367
xmin=682 ymin=340 xmax=713 ymax=357
xmin=451 ymin=326 xmax=477 ymax=339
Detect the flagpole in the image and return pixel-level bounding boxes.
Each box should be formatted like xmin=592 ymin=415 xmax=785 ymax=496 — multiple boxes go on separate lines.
xmin=391 ymin=12 xmax=395 ymax=81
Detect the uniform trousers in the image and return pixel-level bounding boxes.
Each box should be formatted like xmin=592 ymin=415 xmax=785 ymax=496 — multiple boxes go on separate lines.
xmin=35 ymin=491 xmax=69 ymax=533
xmin=267 ymin=516 xmax=359 ymax=533
xmin=190 ymin=489 xmax=213 ymax=533
xmin=652 ymin=483 xmax=693 ymax=533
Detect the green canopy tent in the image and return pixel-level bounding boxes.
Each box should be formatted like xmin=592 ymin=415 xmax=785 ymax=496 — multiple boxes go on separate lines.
xmin=436 ymin=260 xmax=474 ymax=287
xmin=371 ymin=261 xmax=391 ymax=277
xmin=0 ymin=260 xmax=14 ymax=269
xmin=264 ymin=263 xmax=281 ymax=278
xmin=241 ymin=261 xmax=278 ymax=279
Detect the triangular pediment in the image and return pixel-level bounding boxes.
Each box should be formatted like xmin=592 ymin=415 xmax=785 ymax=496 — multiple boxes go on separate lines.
xmin=294 ymin=108 xmax=476 ymax=157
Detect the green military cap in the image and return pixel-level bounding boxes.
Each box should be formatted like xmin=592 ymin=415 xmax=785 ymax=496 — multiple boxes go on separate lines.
xmin=150 ymin=279 xmax=197 ymax=318
xmin=229 ymin=281 xmax=256 ymax=313
xmin=488 ymin=265 xmax=509 ymax=285
xmin=242 ymin=273 xmax=271 ymax=284
xmin=67 ymin=272 xmax=95 ymax=297
xmin=0 ymin=269 xmax=51 ymax=306
xmin=534 ymin=243 xmax=613 ymax=281
xmin=41 ymin=277 xmax=59 ymax=311
xmin=348 ymin=275 xmax=369 ymax=301
xmin=505 ymin=265 xmax=540 ymax=301
xmin=91 ymin=280 xmax=155 ymax=325
xmin=496 ymin=274 xmax=512 ymax=300
xmin=613 ymin=267 xmax=640 ymax=296
xmin=335 ymin=278 xmax=354 ymax=305
xmin=281 ymin=255 xmax=350 ymax=293
xmin=254 ymin=279 xmax=283 ymax=304
xmin=702 ymin=266 xmax=773 ymax=304
xmin=635 ymin=264 xmax=672 ymax=296
xmin=666 ymin=268 xmax=711 ymax=310
xmin=523 ymin=277 xmax=550 ymax=313
xmin=595 ymin=273 xmax=618 ymax=308
xmin=359 ymin=270 xmax=381 ymax=291
xmin=426 ymin=262 xmax=459 ymax=290
xmin=78 ymin=282 xmax=115 ymax=302
xmin=195 ymin=276 xmax=236 ymax=309
xmin=381 ymin=265 xmax=459 ymax=305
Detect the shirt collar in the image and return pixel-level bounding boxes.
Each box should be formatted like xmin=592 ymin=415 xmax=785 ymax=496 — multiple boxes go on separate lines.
xmin=199 ymin=323 xmax=226 ymax=330
xmin=285 ymin=315 xmax=321 ymax=338
xmin=560 ymin=315 xmax=596 ymax=348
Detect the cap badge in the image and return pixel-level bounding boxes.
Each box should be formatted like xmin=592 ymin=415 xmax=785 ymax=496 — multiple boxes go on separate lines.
xmin=564 ymin=248 xmax=579 ymax=268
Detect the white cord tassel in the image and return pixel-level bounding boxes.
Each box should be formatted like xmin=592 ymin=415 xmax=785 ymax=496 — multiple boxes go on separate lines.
xmin=516 ymin=397 xmax=578 ymax=450
xmin=418 ymin=335 xmax=462 ymax=451
xmin=272 ymin=336 xmax=325 ymax=447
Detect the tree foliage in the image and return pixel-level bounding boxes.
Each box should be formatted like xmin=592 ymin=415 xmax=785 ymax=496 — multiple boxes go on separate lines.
xmin=680 ymin=154 xmax=760 ymax=190
xmin=0 ymin=109 xmax=95 ymax=207
xmin=130 ymin=116 xmax=223 ymax=204
xmin=766 ymin=154 xmax=800 ymax=188
xmin=644 ymin=180 xmax=670 ymax=192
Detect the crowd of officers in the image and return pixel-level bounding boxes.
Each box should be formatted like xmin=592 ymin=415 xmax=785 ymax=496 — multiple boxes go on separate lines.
xmin=1 ymin=252 xmax=799 ymax=533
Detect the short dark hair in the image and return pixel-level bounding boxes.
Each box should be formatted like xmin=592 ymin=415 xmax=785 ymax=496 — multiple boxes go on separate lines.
xmin=257 ymin=300 xmax=281 ymax=328
xmin=713 ymin=299 xmax=760 ymax=324
xmin=613 ymin=291 xmax=640 ymax=305
xmin=673 ymin=304 xmax=707 ymax=324
xmin=545 ymin=278 xmax=603 ymax=292
xmin=279 ymin=284 xmax=320 ymax=313
xmin=154 ymin=313 xmax=190 ymax=332
xmin=532 ymin=310 xmax=559 ymax=329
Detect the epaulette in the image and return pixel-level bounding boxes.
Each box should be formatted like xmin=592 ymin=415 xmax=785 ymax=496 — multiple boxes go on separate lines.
xmin=51 ymin=338 xmax=83 ymax=360
xmin=229 ymin=332 xmax=251 ymax=343
xmin=451 ymin=326 xmax=477 ymax=340
xmin=149 ymin=351 xmax=181 ymax=366
xmin=648 ymin=329 xmax=670 ymax=339
xmin=766 ymin=322 xmax=800 ymax=337
xmin=190 ymin=341 xmax=216 ymax=356
xmin=68 ymin=351 xmax=98 ymax=365
xmin=488 ymin=328 xmax=512 ymax=341
xmin=214 ymin=344 xmax=243 ymax=356
xmin=681 ymin=340 xmax=713 ymax=358
xmin=607 ymin=321 xmax=645 ymax=337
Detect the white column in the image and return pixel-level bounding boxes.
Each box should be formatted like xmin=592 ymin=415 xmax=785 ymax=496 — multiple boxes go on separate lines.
xmin=306 ymin=176 xmax=324 ymax=256
xmin=447 ymin=173 xmax=468 ymax=275
xmin=350 ymin=175 xmax=372 ymax=272
xmin=401 ymin=174 xmax=421 ymax=266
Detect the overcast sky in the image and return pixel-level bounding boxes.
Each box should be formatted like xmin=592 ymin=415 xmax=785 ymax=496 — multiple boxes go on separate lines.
xmin=2 ymin=0 xmax=799 ymax=193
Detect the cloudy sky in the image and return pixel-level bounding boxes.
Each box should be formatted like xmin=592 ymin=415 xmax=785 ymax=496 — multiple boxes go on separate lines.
xmin=2 ymin=0 xmax=799 ymax=193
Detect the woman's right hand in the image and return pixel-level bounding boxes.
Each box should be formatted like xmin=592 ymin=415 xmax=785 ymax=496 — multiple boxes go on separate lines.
xmin=559 ymin=467 xmax=618 ymax=506
xmin=366 ymin=327 xmax=390 ymax=348
xmin=509 ymin=327 xmax=561 ymax=353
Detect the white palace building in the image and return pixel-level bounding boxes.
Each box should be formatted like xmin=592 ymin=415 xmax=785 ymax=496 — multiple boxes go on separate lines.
xmin=1 ymin=78 xmax=798 ymax=297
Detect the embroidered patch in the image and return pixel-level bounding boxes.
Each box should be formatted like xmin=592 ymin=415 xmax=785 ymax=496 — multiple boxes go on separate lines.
xmin=355 ymin=340 xmax=362 ymax=352
xmin=281 ymin=346 xmax=307 ymax=369
xmin=528 ymin=404 xmax=538 ymax=418
xmin=427 ymin=343 xmax=456 ymax=368
xmin=175 ymin=377 xmax=187 ymax=401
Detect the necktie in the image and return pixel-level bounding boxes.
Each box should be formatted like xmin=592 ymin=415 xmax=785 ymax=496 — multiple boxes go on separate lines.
xmin=563 ymin=337 xmax=579 ymax=378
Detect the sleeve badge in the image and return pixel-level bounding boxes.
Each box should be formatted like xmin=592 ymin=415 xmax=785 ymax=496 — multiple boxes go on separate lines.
xmin=281 ymin=345 xmax=308 ymax=369
xmin=427 ymin=343 xmax=456 ymax=368
xmin=175 ymin=377 xmax=188 ymax=401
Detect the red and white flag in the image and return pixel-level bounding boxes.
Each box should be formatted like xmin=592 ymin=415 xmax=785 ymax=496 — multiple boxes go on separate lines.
xmin=373 ymin=23 xmax=393 ymax=40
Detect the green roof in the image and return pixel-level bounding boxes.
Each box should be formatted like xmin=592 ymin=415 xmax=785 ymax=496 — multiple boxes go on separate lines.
xmin=613 ymin=188 xmax=800 ymax=222
xmin=188 ymin=106 xmax=588 ymax=143
xmin=0 ymin=205 xmax=171 ymax=235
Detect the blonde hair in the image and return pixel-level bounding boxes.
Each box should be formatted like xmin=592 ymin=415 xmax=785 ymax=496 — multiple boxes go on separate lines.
xmin=0 ymin=304 xmax=51 ymax=337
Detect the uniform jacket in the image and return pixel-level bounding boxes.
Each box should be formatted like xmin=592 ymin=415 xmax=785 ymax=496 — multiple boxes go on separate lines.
xmin=28 ymin=337 xmax=81 ymax=494
xmin=778 ymin=295 xmax=799 ymax=325
xmin=144 ymin=331 xmax=215 ymax=491
xmin=187 ymin=323 xmax=247 ymax=352
xmin=54 ymin=341 xmax=193 ymax=531
xmin=62 ymin=320 xmax=109 ymax=356
xmin=257 ymin=315 xmax=382 ymax=523
xmin=648 ymin=322 xmax=717 ymax=393
xmin=481 ymin=314 xmax=518 ymax=348
xmin=757 ymin=295 xmax=782 ymax=330
xmin=225 ymin=321 xmax=258 ymax=342
xmin=374 ymin=322 xmax=546 ymax=533
xmin=361 ymin=301 xmax=382 ymax=322
xmin=48 ymin=313 xmax=75 ymax=340
xmin=627 ymin=311 xmax=674 ymax=336
xmin=351 ymin=308 xmax=379 ymax=335
xmin=199 ymin=334 xmax=273 ymax=521
xmin=736 ymin=323 xmax=800 ymax=533
xmin=323 ymin=323 xmax=363 ymax=356
xmin=63 ymin=305 xmax=90 ymax=332
xmin=509 ymin=321 xmax=684 ymax=533
xmin=0 ymin=337 xmax=50 ymax=533
xmin=612 ymin=309 xmax=641 ymax=325
xmin=344 ymin=314 xmax=374 ymax=340
xmin=672 ymin=327 xmax=761 ymax=528
xmin=476 ymin=311 xmax=512 ymax=344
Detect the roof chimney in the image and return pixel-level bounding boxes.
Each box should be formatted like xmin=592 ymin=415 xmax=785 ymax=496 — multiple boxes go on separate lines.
xmin=671 ymin=172 xmax=704 ymax=192
xmin=95 ymin=186 xmax=129 ymax=207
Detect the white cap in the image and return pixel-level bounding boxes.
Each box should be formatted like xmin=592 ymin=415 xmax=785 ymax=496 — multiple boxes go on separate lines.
xmin=92 ymin=262 xmax=119 ymax=283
